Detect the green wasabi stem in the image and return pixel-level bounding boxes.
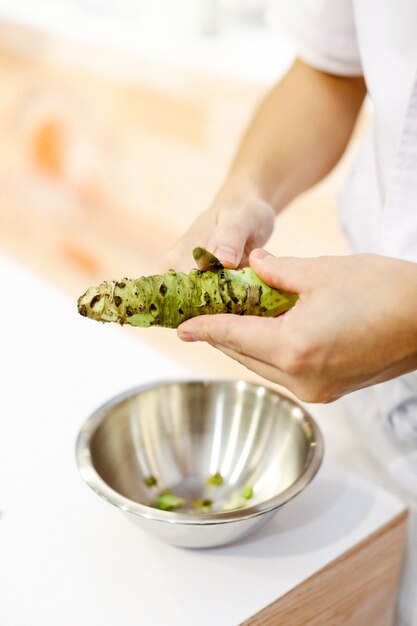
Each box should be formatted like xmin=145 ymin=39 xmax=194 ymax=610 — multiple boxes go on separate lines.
xmin=143 ymin=475 xmax=158 ymax=488
xmin=77 ymin=268 xmax=298 ymax=329
xmin=206 ymin=472 xmax=224 ymax=487
xmin=241 ymin=485 xmax=254 ymax=500
xmin=191 ymin=498 xmax=213 ymax=513
xmin=154 ymin=490 xmax=185 ymax=511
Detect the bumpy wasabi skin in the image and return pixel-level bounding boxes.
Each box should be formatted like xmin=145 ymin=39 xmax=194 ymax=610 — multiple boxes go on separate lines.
xmin=77 ymin=267 xmax=298 ymax=329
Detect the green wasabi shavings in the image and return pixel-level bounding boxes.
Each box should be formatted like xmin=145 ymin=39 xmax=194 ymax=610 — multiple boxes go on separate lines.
xmin=154 ymin=490 xmax=185 ymax=511
xmin=206 ymin=472 xmax=224 ymax=487
xmin=143 ymin=475 xmax=158 ymax=488
xmin=191 ymin=498 xmax=213 ymax=512
xmin=221 ymin=492 xmax=245 ymax=512
xmin=241 ymin=485 xmax=253 ymax=500
xmin=221 ymin=486 xmax=254 ymax=511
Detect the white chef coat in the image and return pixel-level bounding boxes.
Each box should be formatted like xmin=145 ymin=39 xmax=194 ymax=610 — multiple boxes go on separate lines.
xmin=269 ymin=0 xmax=417 ymax=259
xmin=269 ymin=1 xmax=417 ymax=624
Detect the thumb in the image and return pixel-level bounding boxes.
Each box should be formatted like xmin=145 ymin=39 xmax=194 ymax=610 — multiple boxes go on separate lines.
xmin=205 ymin=219 xmax=250 ymax=269
xmin=206 ymin=199 xmax=275 ymax=268
xmin=249 ymin=249 xmax=312 ymax=293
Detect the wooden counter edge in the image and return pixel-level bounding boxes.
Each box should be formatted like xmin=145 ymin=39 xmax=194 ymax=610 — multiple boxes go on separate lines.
xmin=242 ymin=508 xmax=409 ymax=626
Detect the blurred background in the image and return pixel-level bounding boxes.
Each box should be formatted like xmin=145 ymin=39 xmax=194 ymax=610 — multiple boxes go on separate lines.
xmin=0 ymin=0 xmax=360 ymax=300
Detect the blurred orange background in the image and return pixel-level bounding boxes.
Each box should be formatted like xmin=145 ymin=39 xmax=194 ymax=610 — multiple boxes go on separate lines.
xmin=0 ymin=1 xmax=366 ymax=370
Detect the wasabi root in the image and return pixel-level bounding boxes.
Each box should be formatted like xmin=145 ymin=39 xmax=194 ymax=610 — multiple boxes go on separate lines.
xmin=77 ymin=264 xmax=298 ymax=329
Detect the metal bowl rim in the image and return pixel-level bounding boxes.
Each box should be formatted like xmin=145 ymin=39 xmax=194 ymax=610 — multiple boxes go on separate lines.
xmin=75 ymin=378 xmax=324 ymax=525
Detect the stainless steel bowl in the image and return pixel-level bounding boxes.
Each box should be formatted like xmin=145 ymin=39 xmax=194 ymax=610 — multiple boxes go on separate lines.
xmin=76 ymin=379 xmax=323 ymax=548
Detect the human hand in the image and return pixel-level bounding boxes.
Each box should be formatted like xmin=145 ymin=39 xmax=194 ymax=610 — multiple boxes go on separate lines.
xmin=163 ymin=196 xmax=275 ymax=273
xmin=177 ymin=250 xmax=417 ymax=403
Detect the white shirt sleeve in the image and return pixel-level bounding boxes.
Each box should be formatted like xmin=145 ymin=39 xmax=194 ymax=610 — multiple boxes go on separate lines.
xmin=267 ymin=0 xmax=362 ymax=76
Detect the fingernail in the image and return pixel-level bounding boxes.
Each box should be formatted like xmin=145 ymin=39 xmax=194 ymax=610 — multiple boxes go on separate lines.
xmin=251 ymin=249 xmax=273 ymax=261
xmin=177 ymin=329 xmax=197 ymax=342
xmin=213 ymin=246 xmax=237 ymax=266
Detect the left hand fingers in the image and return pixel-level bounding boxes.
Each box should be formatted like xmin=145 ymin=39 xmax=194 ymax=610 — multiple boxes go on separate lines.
xmin=178 ymin=313 xmax=308 ymax=394
xmin=177 ymin=314 xmax=290 ymax=368
xmin=178 ymin=313 xmax=344 ymax=402
xmin=207 ymin=337 xmax=295 ymax=389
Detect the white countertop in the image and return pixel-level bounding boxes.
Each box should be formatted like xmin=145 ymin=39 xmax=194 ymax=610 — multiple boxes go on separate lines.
xmin=0 ymin=254 xmax=405 ymax=626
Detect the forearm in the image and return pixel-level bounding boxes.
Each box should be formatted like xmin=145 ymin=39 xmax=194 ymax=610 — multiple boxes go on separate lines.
xmin=218 ymin=59 xmax=366 ymax=212
xmin=165 ymin=60 xmax=366 ymax=270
